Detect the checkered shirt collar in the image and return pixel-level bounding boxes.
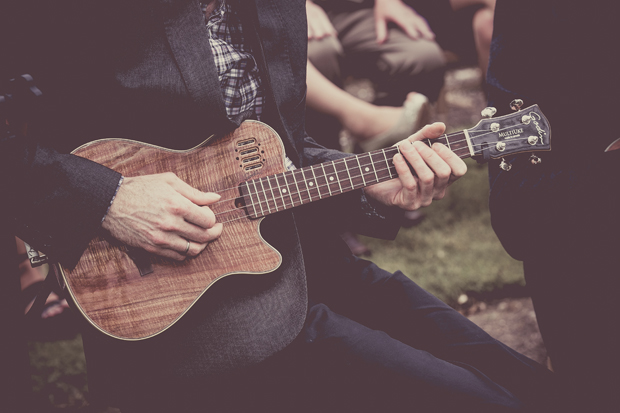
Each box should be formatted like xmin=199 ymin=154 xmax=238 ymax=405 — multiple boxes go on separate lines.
xmin=204 ymin=0 xmax=264 ymax=119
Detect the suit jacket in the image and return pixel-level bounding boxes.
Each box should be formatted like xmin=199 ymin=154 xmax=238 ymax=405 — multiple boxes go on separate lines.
xmin=486 ymin=0 xmax=620 ymax=261
xmin=1 ymin=0 xmax=403 ymax=395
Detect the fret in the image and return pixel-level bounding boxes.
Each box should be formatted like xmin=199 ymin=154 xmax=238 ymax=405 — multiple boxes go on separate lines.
xmin=369 ymin=151 xmax=390 ymax=182
xmin=444 ymin=131 xmax=471 ymax=159
xmin=299 ymin=168 xmax=317 ymax=201
xmin=351 ymin=157 xmax=366 ymax=190
xmin=343 ymin=157 xmax=355 ymax=190
xmin=275 ymin=173 xmax=292 ymax=208
xmin=242 ymin=182 xmax=258 ymax=218
xmin=355 ymin=155 xmax=367 ymax=187
xmin=320 ymin=163 xmax=332 ymax=196
xmin=358 ymin=153 xmax=377 ymax=185
xmin=463 ymin=129 xmax=475 ymax=157
xmin=293 ymin=169 xmax=312 ymax=203
xmin=443 ymin=134 xmax=451 ymax=151
xmin=251 ymin=179 xmax=265 ymax=217
xmin=289 ymin=168 xmax=304 ymax=206
xmin=265 ymin=176 xmax=280 ymax=212
xmin=258 ymin=178 xmax=273 ymax=214
xmin=309 ymin=165 xmax=323 ymax=199
xmin=332 ymin=160 xmax=344 ymax=193
xmin=366 ymin=153 xmax=380 ymax=184
xmin=381 ymin=148 xmax=396 ymax=179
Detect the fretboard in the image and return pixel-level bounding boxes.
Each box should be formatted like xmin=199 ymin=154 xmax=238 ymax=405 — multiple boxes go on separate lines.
xmin=241 ymin=131 xmax=473 ymax=219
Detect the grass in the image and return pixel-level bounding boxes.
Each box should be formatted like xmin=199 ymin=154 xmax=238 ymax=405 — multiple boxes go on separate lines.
xmin=28 ymin=338 xmax=90 ymax=412
xmin=361 ymin=158 xmax=525 ymax=306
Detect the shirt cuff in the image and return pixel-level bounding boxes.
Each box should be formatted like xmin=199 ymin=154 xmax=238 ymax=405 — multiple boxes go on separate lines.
xmin=101 ymin=176 xmax=124 ymax=223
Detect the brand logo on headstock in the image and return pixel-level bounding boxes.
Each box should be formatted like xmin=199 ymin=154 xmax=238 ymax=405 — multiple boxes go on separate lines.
xmin=499 ymin=128 xmax=523 ymax=139
xmin=497 ymin=111 xmax=546 ymax=144
xmin=529 ymin=111 xmax=546 ymax=143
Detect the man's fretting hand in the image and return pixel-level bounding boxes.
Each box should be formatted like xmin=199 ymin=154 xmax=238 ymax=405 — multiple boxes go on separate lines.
xmin=365 ymin=122 xmax=467 ymax=211
xmin=101 ymin=173 xmax=223 ymax=260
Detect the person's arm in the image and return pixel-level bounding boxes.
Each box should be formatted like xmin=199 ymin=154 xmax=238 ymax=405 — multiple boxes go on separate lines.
xmin=294 ymin=121 xmax=465 ymax=239
xmin=1 ymin=133 xmax=222 ymax=268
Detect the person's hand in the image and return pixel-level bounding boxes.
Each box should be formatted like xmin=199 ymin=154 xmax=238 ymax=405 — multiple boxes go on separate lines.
xmin=306 ymin=0 xmax=337 ymax=40
xmin=364 ymin=123 xmax=467 ymax=210
xmin=101 ymin=173 xmax=223 ymax=260
xmin=374 ymin=0 xmax=435 ymax=43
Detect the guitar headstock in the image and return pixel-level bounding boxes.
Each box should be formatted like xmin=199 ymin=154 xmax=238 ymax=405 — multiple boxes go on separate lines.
xmin=467 ymin=104 xmax=551 ymax=162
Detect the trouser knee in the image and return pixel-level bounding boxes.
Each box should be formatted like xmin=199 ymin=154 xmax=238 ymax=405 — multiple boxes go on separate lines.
xmin=308 ymin=36 xmax=344 ymax=85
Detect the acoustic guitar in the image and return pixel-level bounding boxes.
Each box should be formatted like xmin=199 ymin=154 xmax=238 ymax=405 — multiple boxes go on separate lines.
xmin=60 ymin=104 xmax=551 ymax=340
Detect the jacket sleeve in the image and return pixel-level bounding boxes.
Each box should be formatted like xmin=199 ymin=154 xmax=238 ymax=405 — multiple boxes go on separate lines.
xmin=297 ymin=131 xmax=404 ymax=241
xmin=1 ymin=131 xmax=122 ymax=268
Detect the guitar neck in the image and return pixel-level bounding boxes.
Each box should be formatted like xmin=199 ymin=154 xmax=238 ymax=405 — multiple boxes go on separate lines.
xmin=240 ymin=130 xmax=475 ymax=219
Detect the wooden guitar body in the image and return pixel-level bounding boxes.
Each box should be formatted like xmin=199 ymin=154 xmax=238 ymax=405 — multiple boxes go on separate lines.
xmin=61 ymin=121 xmax=284 ymax=340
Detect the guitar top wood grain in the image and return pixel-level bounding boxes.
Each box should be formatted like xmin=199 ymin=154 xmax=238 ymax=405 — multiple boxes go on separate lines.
xmin=62 ymin=122 xmax=285 ymax=340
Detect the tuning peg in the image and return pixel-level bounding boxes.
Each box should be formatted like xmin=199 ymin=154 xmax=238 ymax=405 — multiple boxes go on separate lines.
xmin=481 ymin=107 xmax=497 ymax=118
xmin=529 ymin=154 xmax=542 ymax=165
xmin=499 ymin=158 xmax=512 ymax=171
xmin=510 ymin=99 xmax=524 ymax=111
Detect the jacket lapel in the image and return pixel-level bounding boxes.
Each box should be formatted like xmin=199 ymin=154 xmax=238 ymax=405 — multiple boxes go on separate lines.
xmin=161 ymin=0 xmax=236 ymax=133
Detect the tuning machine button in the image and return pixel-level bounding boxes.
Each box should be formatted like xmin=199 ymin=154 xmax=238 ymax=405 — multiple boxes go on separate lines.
xmin=499 ymin=158 xmax=512 ymax=171
xmin=481 ymin=107 xmax=497 ymax=118
xmin=529 ymin=154 xmax=542 ymax=165
xmin=510 ymin=99 xmax=524 ymax=111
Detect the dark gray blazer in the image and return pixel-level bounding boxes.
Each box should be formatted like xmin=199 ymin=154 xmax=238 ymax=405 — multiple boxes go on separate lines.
xmin=1 ymin=0 xmax=402 ymax=390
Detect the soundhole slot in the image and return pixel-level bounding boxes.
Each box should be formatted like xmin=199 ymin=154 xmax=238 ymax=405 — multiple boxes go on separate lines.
xmin=242 ymin=155 xmax=261 ymax=163
xmin=239 ymin=147 xmax=259 ymax=156
xmin=244 ymin=163 xmax=263 ymax=171
xmin=237 ymin=138 xmax=256 ymax=147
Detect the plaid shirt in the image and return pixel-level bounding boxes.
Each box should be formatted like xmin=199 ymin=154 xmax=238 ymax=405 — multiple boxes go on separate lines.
xmin=204 ymin=0 xmax=264 ymax=119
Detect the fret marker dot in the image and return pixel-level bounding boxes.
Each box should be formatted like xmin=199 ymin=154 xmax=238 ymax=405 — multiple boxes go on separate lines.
xmin=365 ymin=167 xmax=370 ymax=172
xmin=309 ymin=182 xmax=314 ymax=186
xmin=282 ymin=189 xmax=287 ymax=193
xmin=329 ymin=176 xmax=334 ymax=181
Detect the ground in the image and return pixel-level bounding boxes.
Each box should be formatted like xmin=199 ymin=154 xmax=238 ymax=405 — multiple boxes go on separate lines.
xmin=464 ymin=297 xmax=547 ymax=364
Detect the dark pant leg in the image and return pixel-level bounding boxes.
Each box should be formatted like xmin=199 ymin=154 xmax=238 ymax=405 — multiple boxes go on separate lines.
xmin=299 ymin=303 xmax=527 ymax=412
xmin=519 ymin=151 xmax=620 ymax=413
xmin=524 ymin=255 xmax=620 ymax=413
xmin=0 ymin=234 xmax=32 ymax=413
xmin=306 ymin=256 xmax=557 ymax=412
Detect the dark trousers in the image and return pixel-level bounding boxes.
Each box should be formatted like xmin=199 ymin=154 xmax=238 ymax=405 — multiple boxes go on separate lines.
xmin=121 ymin=256 xmax=556 ymax=413
xmin=0 ymin=234 xmax=32 ymax=413
xmin=521 ymin=152 xmax=620 ymax=413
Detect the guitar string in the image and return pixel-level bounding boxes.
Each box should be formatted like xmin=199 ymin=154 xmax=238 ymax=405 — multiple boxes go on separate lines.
xmin=206 ymin=126 xmax=537 ymax=208
xmin=210 ymin=130 xmax=539 ymax=206
xmin=212 ymin=132 xmax=541 ymax=222
xmin=211 ymin=134 xmax=541 ymax=224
